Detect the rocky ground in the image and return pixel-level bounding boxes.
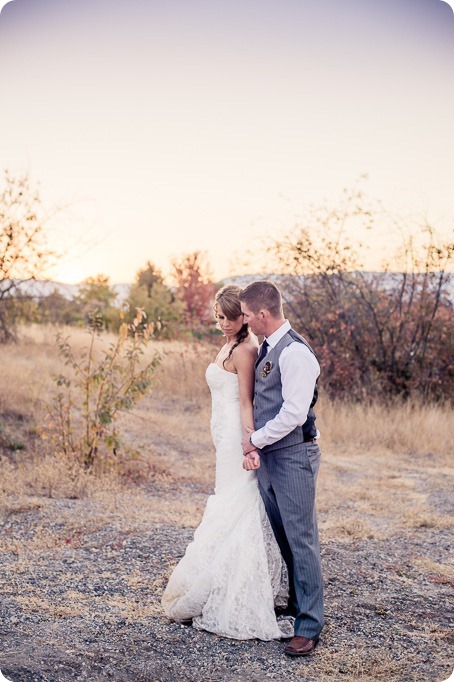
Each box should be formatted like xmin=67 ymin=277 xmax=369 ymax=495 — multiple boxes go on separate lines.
xmin=0 ymin=487 xmax=452 ymax=682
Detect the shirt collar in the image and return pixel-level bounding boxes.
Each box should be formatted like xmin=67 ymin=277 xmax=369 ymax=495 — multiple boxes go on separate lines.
xmin=265 ymin=319 xmax=291 ymax=349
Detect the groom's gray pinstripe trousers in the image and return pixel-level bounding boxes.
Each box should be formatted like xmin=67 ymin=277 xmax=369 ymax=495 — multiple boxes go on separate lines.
xmin=256 ymin=441 xmax=324 ymax=639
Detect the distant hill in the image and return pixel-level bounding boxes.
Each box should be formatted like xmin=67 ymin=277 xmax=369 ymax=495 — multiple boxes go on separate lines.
xmin=0 ymin=279 xmax=131 ymax=305
xmin=225 ymin=272 xmax=454 ymax=302
xmin=1 ymin=272 xmax=453 ymax=306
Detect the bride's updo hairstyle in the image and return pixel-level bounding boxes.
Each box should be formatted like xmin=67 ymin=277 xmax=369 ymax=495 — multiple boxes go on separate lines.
xmin=214 ymin=285 xmax=249 ymax=369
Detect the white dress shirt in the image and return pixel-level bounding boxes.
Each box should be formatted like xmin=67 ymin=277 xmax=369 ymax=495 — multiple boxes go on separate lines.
xmin=251 ymin=320 xmax=320 ymax=450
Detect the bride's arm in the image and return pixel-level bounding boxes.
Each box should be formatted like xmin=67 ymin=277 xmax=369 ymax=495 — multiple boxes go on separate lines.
xmin=233 ymin=343 xmax=255 ymax=434
xmin=233 ymin=344 xmax=260 ymax=470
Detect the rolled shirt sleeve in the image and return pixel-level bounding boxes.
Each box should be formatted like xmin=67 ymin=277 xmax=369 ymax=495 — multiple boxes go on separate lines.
xmin=251 ymin=343 xmax=320 ymax=450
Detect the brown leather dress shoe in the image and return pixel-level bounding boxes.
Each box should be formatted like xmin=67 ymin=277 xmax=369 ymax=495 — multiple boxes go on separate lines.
xmin=284 ymin=636 xmax=319 ymax=657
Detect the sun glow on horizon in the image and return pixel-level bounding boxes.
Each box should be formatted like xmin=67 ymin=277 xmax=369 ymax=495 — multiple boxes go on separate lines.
xmin=50 ymin=262 xmax=91 ymax=286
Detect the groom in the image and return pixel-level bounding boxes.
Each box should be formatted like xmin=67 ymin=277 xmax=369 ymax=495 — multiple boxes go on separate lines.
xmin=239 ymin=280 xmax=323 ymax=657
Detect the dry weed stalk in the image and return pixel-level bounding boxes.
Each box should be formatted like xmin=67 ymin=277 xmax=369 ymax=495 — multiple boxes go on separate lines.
xmin=47 ymin=310 xmax=162 ymax=468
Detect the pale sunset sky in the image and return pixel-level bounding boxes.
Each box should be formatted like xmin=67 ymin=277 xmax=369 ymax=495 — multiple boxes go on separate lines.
xmin=0 ymin=0 xmax=453 ymax=284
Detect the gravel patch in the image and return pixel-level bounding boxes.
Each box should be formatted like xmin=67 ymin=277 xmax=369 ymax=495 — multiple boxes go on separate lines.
xmin=0 ymin=497 xmax=453 ymax=682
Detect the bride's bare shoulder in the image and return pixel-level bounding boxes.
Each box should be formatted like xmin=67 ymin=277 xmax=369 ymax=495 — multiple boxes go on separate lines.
xmin=234 ymin=334 xmax=259 ymax=361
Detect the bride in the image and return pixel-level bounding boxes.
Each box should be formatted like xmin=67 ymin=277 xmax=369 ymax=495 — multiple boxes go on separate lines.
xmin=161 ymin=285 xmax=288 ymax=640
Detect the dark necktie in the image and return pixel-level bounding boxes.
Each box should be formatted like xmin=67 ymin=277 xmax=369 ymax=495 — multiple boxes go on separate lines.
xmin=256 ymin=339 xmax=269 ymax=365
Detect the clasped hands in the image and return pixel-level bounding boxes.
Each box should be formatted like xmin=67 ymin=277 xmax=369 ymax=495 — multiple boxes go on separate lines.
xmin=241 ymin=426 xmax=260 ymax=470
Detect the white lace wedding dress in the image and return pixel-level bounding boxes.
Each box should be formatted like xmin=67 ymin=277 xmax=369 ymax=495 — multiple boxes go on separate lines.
xmin=161 ymin=363 xmax=287 ymax=640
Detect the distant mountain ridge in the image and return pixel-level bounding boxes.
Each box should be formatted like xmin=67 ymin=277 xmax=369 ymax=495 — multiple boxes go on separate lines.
xmin=2 ymin=272 xmax=453 ymax=306
xmin=225 ymin=272 xmax=454 ymax=303
xmin=0 ymin=279 xmax=131 ymax=305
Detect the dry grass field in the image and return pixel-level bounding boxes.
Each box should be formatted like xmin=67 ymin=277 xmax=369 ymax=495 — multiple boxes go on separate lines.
xmin=0 ymin=324 xmax=453 ymax=681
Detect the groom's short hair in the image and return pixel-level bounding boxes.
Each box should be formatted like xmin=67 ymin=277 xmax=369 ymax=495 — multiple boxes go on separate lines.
xmin=239 ymin=280 xmax=283 ymax=318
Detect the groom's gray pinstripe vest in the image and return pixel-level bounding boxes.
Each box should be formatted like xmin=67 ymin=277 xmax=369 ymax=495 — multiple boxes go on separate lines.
xmin=253 ymin=329 xmax=318 ymax=453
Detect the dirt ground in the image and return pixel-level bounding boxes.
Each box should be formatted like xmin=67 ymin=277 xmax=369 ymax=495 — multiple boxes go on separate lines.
xmin=0 ymin=341 xmax=453 ymax=681
xmin=1 ymin=448 xmax=453 ymax=681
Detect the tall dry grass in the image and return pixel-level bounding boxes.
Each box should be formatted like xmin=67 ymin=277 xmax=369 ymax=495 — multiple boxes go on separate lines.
xmin=0 ymin=325 xmax=215 ymax=501
xmin=4 ymin=324 xmax=452 ymax=452
xmin=318 ymin=396 xmax=453 ymax=461
xmin=1 ymin=323 xmax=453 ymax=539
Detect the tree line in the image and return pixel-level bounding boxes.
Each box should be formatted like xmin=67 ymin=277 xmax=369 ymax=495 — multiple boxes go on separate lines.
xmin=1 ymin=171 xmax=452 ymax=402
xmin=8 ymin=254 xmax=217 ymax=341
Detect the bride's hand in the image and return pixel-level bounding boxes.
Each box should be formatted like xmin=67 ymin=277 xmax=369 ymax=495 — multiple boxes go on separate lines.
xmin=243 ymin=449 xmax=260 ymax=471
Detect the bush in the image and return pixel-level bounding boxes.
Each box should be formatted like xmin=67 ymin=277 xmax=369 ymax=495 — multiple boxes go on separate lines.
xmin=47 ymin=310 xmax=162 ymax=468
xmin=269 ymin=184 xmax=453 ymax=401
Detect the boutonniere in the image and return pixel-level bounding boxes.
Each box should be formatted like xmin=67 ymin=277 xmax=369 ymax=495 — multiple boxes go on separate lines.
xmin=261 ymin=361 xmax=273 ymax=378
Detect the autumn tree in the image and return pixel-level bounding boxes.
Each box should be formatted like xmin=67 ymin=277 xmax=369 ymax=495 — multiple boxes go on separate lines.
xmin=137 ymin=261 xmax=163 ymax=297
xmin=269 ymin=184 xmax=453 ymax=401
xmin=125 ymin=261 xmax=184 ymax=338
xmin=171 ymin=251 xmax=216 ymax=333
xmin=0 ymin=171 xmax=56 ymax=342
xmin=76 ymin=274 xmax=118 ymax=329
